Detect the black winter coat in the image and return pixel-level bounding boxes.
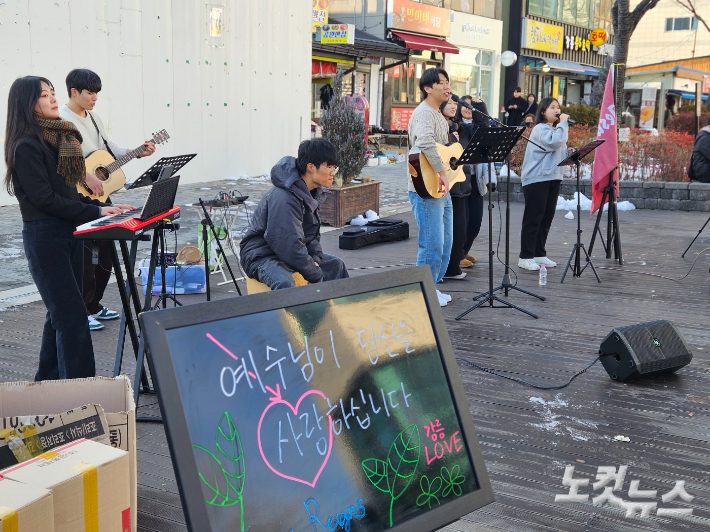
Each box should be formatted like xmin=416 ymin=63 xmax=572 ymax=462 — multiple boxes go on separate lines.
xmin=690 ymin=128 xmax=710 ymax=182
xmin=11 ymin=137 xmax=105 ymax=223
xmin=449 ymin=122 xmax=473 ymax=197
xmin=239 ymin=157 xmax=326 ymax=283
xmin=506 ymin=96 xmax=527 ymax=126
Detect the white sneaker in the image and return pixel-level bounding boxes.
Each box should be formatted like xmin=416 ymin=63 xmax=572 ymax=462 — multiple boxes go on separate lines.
xmin=534 ymin=256 xmax=557 ymax=267
xmin=518 ymin=258 xmax=541 ymax=271
xmin=443 ymin=272 xmax=467 ymax=279
xmin=436 ymin=290 xmax=451 ymax=302
xmin=88 ymin=316 xmax=104 ymax=331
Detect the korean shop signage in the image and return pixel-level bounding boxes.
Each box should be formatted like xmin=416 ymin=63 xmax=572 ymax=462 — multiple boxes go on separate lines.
xmin=388 ymin=0 xmax=451 ymax=37
xmin=521 ymin=18 xmax=563 ymax=54
xmin=320 ymin=24 xmax=355 ymax=44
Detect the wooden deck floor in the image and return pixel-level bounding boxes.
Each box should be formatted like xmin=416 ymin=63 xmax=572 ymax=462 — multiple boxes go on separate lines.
xmin=1 ymin=203 xmax=709 ymax=531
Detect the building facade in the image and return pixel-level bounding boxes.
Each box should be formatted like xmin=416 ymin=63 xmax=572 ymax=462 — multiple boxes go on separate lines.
xmin=0 ymin=1 xmax=312 ymax=207
xmin=626 ymin=0 xmax=710 ymax=68
xmin=328 ymin=0 xmax=504 ymax=129
xmin=502 ymin=0 xmax=614 ymax=109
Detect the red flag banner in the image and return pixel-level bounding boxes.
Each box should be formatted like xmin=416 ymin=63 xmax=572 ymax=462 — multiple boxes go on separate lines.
xmin=591 ymin=68 xmax=619 ymax=214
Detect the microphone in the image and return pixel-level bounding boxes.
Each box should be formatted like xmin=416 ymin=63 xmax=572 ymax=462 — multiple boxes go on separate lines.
xmin=556 ymin=113 xmax=576 ymax=125
xmin=451 ymin=94 xmax=474 ymax=110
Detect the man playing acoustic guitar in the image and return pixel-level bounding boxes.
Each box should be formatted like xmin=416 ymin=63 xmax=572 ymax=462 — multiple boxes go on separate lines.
xmin=59 ymin=69 xmax=155 ymax=331
xmin=407 ymin=67 xmax=454 ymax=307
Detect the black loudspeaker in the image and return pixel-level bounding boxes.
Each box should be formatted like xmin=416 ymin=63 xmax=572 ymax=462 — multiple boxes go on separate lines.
xmin=599 ymin=320 xmax=692 ymax=382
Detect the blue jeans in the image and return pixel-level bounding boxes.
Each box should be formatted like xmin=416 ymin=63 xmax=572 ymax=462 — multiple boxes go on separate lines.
xmin=255 ymin=254 xmax=349 ymax=290
xmin=22 ymin=219 xmax=96 ymax=380
xmin=408 ymin=192 xmax=453 ymax=284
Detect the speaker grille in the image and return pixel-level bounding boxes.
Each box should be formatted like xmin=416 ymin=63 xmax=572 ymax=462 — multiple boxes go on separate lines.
xmin=613 ymin=320 xmax=692 ymax=376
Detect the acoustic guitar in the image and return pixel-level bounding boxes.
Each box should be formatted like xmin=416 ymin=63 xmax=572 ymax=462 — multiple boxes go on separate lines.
xmin=409 ymin=142 xmax=465 ymax=199
xmin=77 ymin=129 xmax=170 ymax=202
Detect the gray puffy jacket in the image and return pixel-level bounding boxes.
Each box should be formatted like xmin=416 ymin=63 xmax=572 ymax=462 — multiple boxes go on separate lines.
xmin=239 ymin=157 xmax=326 ymax=283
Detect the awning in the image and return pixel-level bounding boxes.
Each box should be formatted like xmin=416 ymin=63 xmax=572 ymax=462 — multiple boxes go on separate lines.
xmin=390 ymin=31 xmax=459 ymax=54
xmin=536 ymin=57 xmax=599 ymax=76
xmin=313 ymin=19 xmax=408 ymax=61
xmin=668 ymin=89 xmax=708 ymax=101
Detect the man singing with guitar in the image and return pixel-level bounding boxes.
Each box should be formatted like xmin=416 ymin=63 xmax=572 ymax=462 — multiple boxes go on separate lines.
xmin=408 ymin=67 xmax=454 ymax=307
xmin=59 ymin=69 xmax=155 ymax=331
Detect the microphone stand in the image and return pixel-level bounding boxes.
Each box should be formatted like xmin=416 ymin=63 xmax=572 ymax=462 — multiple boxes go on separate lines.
xmin=453 ymin=96 xmax=546 ymax=304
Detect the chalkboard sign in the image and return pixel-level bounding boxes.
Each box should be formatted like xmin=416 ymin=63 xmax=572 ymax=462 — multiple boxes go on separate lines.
xmin=140 ymin=266 xmax=494 ymax=531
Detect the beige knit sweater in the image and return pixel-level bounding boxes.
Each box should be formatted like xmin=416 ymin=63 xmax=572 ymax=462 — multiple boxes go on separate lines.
xmin=407 ymin=100 xmax=449 ymax=193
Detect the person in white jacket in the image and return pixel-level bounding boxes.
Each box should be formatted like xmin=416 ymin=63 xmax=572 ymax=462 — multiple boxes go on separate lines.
xmin=517 ymin=97 xmax=570 ymax=271
xmin=59 ymin=69 xmax=155 ymax=330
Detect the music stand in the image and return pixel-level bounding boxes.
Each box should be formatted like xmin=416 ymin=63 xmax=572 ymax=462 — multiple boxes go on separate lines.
xmin=125 ymin=154 xmax=196 ymax=190
xmin=559 ymin=140 xmax=604 ymax=283
xmin=455 ymin=126 xmax=539 ymax=321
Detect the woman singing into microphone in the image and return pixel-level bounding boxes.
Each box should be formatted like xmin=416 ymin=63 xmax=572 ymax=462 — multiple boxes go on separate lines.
xmin=517 ymin=97 xmax=569 ymax=271
xmin=3 ymin=76 xmax=132 ymax=380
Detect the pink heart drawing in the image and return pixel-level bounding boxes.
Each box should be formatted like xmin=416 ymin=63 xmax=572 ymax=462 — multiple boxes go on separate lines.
xmin=257 ymin=385 xmax=333 ymax=488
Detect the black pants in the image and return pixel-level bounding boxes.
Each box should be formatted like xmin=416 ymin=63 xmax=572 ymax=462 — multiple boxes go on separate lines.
xmin=83 ymin=240 xmax=113 ymax=315
xmin=463 ymin=189 xmax=484 ymax=255
xmin=520 ymin=180 xmax=561 ymax=259
xmin=22 ymin=219 xmax=96 ymax=380
xmin=445 ymin=196 xmax=468 ymax=276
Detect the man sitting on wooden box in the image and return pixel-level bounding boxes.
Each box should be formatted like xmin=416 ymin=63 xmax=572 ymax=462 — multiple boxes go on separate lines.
xmin=240 ymin=138 xmax=349 ymax=290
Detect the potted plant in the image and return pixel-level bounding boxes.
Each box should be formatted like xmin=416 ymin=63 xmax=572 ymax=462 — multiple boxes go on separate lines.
xmin=319 ymin=73 xmax=380 ymax=227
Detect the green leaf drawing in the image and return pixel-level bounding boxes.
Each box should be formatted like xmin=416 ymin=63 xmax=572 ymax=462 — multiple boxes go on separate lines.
xmin=441 ymin=465 xmax=466 ymax=498
xmin=386 ymin=423 xmax=421 ymax=501
xmin=361 ymin=424 xmax=421 ymax=527
xmin=192 ymin=412 xmax=247 ymax=531
xmin=416 ymin=474 xmax=442 ymax=508
xmin=362 ymin=458 xmax=390 ymax=493
xmin=215 ymin=412 xmax=246 ymax=497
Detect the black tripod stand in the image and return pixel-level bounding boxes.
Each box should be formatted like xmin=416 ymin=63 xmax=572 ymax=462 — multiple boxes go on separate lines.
xmin=149 ymin=221 xmax=182 ymax=309
xmin=456 ymin=126 xmax=539 ymax=320
xmin=199 ymin=198 xmax=242 ymax=299
xmin=560 ymin=140 xmax=605 ymax=283
xmin=473 ymin=158 xmax=546 ymax=303
xmin=681 ymin=215 xmax=710 ymax=257
xmin=589 ymin=168 xmax=623 ymax=264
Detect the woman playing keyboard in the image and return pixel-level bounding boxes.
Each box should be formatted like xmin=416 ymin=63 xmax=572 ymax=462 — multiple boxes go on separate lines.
xmin=3 ymin=76 xmax=133 ymax=380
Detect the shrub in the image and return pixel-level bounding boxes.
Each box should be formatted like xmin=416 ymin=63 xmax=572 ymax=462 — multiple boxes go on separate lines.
xmin=320 ymin=73 xmax=367 ymax=186
xmin=617 ymin=129 xmax=695 ymax=181
xmin=666 ymin=111 xmax=710 ymax=135
xmin=561 ymin=103 xmax=600 ymax=126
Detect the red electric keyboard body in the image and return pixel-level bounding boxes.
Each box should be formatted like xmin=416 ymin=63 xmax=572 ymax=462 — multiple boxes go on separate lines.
xmin=74 ymin=205 xmax=181 ymax=241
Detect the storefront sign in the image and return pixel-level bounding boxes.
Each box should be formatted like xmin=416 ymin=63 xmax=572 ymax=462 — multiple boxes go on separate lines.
xmin=597 ymin=43 xmax=615 ymax=56
xmin=589 ymin=28 xmax=607 ymax=46
xmin=703 ymin=75 xmax=710 ymax=94
xmin=388 ymin=0 xmax=451 ymax=37
xmin=391 ymin=107 xmax=414 ymax=130
xmin=639 ymin=87 xmax=657 ymax=130
xmin=320 ymin=24 xmax=355 ymax=44
xmin=460 ymin=22 xmax=491 ymax=41
xmin=360 ymin=56 xmax=381 ymax=65
xmin=565 ymin=35 xmax=591 ymax=52
xmin=521 ymin=19 xmax=563 ymax=54
xmin=312 ymin=1 xmax=329 ymax=33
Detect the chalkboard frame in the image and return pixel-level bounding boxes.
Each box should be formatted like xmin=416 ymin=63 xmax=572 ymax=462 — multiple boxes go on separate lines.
xmin=139 ymin=266 xmax=495 ymax=531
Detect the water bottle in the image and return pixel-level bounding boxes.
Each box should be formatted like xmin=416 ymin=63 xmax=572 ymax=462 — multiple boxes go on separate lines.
xmin=539 ymin=263 xmax=547 ymax=286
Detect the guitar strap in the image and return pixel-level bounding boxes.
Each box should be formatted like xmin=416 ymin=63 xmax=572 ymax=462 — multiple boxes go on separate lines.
xmin=87 ymin=111 xmax=116 ymax=159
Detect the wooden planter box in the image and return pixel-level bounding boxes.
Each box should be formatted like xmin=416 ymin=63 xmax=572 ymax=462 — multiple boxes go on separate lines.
xmin=319 ymin=181 xmax=381 ymax=227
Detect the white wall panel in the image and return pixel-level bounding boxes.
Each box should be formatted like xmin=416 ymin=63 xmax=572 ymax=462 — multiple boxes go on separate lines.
xmin=0 ymin=0 xmax=312 ymax=206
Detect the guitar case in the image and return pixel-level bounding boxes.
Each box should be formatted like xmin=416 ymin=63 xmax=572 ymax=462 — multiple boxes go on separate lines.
xmin=339 ymin=218 xmax=409 ymax=250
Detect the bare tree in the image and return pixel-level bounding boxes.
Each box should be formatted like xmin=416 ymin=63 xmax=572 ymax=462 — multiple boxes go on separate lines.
xmin=674 ymin=0 xmax=710 ymax=32
xmin=589 ymin=1 xmax=662 ymax=113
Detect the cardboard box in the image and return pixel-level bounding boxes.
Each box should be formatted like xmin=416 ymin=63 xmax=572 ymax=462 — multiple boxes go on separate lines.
xmin=0 ymin=377 xmax=137 ymax=531
xmin=2 ymin=439 xmax=129 ymax=532
xmin=0 ymin=478 xmax=54 ymax=531
xmin=0 ymin=404 xmax=110 ymax=469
